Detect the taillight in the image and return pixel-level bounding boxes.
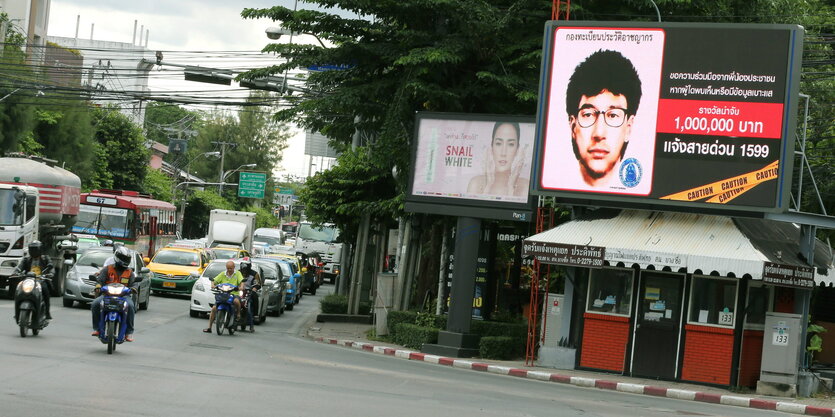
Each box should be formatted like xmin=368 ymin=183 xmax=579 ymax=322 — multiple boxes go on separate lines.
xmin=317 ymin=262 xmax=323 ymax=267
xmin=11 ymin=237 xmax=24 ymax=250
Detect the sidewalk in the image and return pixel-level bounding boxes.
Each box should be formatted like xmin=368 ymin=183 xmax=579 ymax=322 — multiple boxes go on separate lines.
xmin=306 ymin=321 xmax=835 ymax=416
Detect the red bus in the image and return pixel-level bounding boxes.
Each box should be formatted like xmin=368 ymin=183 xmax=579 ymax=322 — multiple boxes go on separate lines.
xmin=71 ymin=189 xmax=177 ymax=257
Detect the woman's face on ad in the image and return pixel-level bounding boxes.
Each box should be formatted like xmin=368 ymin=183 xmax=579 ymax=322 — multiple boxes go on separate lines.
xmin=491 ymin=124 xmax=519 ymax=173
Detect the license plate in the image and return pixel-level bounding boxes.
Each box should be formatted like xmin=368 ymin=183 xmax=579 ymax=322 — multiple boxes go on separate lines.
xmin=163 ymin=282 xmax=176 ymax=288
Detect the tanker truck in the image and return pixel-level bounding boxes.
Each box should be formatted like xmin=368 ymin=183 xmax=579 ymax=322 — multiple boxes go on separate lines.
xmin=0 ymin=155 xmax=81 ymax=296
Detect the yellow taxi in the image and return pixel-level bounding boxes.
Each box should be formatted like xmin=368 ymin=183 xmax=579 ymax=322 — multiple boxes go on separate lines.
xmin=209 ymin=245 xmax=251 ymax=260
xmin=146 ymin=245 xmax=212 ymax=294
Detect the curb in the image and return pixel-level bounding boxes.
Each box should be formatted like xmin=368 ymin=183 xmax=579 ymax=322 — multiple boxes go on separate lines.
xmin=313 ymin=337 xmax=835 ymax=416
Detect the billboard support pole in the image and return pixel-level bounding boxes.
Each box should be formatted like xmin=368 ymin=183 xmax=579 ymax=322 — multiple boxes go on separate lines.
xmin=422 ymin=216 xmax=481 ymax=358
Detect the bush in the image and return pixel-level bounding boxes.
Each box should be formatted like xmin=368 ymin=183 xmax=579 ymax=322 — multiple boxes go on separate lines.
xmin=358 ymin=301 xmax=372 ymax=315
xmin=479 ymin=336 xmax=517 ymax=360
xmin=320 ymin=294 xmax=348 ymax=314
xmin=472 ymin=320 xmax=528 ymax=357
xmin=393 ymin=323 xmax=439 ymax=350
xmin=387 ymin=310 xmax=418 ymax=336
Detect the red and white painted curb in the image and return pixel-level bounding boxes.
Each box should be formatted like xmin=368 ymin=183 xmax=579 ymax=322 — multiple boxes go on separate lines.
xmin=313 ymin=337 xmax=835 ymax=416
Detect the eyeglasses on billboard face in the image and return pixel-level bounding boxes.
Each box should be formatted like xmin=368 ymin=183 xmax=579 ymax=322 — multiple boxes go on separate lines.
xmin=575 ymin=108 xmax=627 ymax=128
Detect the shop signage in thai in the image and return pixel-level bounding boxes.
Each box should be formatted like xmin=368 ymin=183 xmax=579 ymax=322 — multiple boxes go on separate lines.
xmin=762 ymin=261 xmax=814 ymax=289
xmin=522 ymin=241 xmax=605 ymax=267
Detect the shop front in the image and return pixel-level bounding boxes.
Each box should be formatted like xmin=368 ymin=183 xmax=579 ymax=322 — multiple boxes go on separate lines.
xmin=524 ymin=209 xmax=832 ymax=388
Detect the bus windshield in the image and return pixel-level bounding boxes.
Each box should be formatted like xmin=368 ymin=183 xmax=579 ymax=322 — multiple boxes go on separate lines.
xmin=297 ymin=224 xmax=339 ymax=243
xmin=72 ymin=204 xmax=134 ymax=239
xmin=0 ymin=189 xmax=24 ymax=226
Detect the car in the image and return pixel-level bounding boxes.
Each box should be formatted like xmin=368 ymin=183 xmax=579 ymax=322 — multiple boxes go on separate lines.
xmin=209 ymin=245 xmax=251 ymax=260
xmin=146 ymin=246 xmax=211 ymax=295
xmin=189 ymin=259 xmax=275 ymax=320
xmin=252 ymin=259 xmax=288 ymax=317
xmin=259 ymin=256 xmax=303 ymax=310
xmin=251 ymin=244 xmax=268 ymax=257
xmin=63 ymin=247 xmax=152 ymax=311
xmin=73 ymin=234 xmax=102 ymax=254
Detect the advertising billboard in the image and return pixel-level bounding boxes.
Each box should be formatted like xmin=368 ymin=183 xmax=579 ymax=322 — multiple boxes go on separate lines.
xmin=534 ymin=22 xmax=803 ymax=213
xmin=406 ymin=112 xmax=536 ymax=221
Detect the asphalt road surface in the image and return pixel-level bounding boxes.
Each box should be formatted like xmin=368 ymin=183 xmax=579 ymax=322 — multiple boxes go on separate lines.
xmin=0 ymin=286 xmax=786 ymax=417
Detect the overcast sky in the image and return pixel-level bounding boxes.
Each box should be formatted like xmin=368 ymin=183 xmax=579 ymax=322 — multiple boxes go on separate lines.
xmin=47 ymin=0 xmax=338 ymax=179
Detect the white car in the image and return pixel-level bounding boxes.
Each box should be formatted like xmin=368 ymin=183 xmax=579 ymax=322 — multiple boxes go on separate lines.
xmin=189 ymin=259 xmax=271 ymax=323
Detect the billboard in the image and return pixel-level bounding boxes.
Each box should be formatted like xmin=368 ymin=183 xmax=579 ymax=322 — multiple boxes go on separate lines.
xmin=534 ymin=22 xmax=803 ymax=213
xmin=406 ymin=112 xmax=536 ymax=221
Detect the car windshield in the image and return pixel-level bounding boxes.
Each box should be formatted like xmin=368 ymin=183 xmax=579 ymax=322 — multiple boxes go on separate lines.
xmin=77 ymin=239 xmax=100 ymax=251
xmin=77 ymin=251 xmax=112 ymax=267
xmin=297 ymin=224 xmax=339 ymax=243
xmin=202 ymin=262 xmax=230 ymax=278
xmin=153 ymin=250 xmax=200 ymax=266
xmin=212 ymin=249 xmax=239 ymax=259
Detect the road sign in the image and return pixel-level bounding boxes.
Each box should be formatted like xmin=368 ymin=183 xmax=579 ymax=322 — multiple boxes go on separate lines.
xmin=272 ymin=194 xmax=294 ymax=205
xmin=238 ymin=172 xmax=267 ymax=199
xmin=278 ymin=188 xmax=294 ymax=195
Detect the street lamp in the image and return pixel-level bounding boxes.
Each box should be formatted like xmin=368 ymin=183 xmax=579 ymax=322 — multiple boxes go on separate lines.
xmin=219 ymin=163 xmax=257 ymax=193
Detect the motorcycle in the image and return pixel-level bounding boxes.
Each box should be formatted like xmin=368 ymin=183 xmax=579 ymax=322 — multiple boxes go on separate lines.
xmin=238 ymin=284 xmax=262 ymax=332
xmin=213 ymin=283 xmax=238 ymax=336
xmin=14 ymin=272 xmax=52 ymax=337
xmin=96 ymin=283 xmax=133 ymax=354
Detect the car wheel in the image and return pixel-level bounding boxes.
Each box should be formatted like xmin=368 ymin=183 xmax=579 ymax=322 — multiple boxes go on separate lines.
xmin=286 ymin=303 xmax=294 ymax=311
xmin=257 ymin=313 xmax=266 ymax=324
xmin=139 ymin=293 xmax=149 ymax=310
xmin=189 ymin=309 xmax=200 ymax=318
xmin=62 ymin=298 xmax=74 ymax=308
xmin=309 ymin=287 xmax=316 ymax=296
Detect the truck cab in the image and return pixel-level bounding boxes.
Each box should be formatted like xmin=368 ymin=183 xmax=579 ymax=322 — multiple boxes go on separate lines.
xmin=0 ymin=185 xmax=39 ymax=278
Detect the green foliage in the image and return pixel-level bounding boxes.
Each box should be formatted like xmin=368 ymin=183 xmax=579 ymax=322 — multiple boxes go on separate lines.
xmin=142 ymin=167 xmax=174 ymax=202
xmin=182 ymin=190 xmax=234 ymax=238
xmin=393 ymin=323 xmax=439 ymax=350
xmin=88 ymin=143 xmax=114 ymax=191
xmin=31 ymin=100 xmax=97 ymax=185
xmin=387 ymin=310 xmax=419 ymax=337
xmin=479 ymin=336 xmax=517 ymax=360
xmin=241 ymin=204 xmax=279 ymax=229
xmin=92 ymin=108 xmax=150 ymax=190
xmin=144 ymin=101 xmax=200 ymax=147
xmin=320 ymin=293 xmax=348 ymax=314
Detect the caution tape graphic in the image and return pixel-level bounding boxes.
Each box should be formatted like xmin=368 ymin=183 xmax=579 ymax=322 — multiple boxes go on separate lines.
xmin=661 ymin=161 xmax=779 ymax=203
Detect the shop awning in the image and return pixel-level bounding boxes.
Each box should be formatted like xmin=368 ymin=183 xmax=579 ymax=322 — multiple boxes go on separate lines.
xmin=523 ymin=209 xmax=833 ymax=285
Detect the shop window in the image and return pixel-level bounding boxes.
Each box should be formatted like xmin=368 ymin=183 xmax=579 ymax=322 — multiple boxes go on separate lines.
xmin=586 ymin=268 xmax=634 ymax=316
xmin=688 ymin=276 xmax=738 ymax=327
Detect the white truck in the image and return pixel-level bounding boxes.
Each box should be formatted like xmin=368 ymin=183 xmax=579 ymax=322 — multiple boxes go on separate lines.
xmin=294 ymin=222 xmax=342 ymax=283
xmin=207 ymin=209 xmax=256 ymax=252
xmin=0 ymin=155 xmax=81 ymax=296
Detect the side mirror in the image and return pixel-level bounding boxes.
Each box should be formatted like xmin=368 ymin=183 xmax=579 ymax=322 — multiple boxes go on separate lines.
xmin=63 ymin=259 xmax=74 ymax=266
xmin=143 ymin=257 xmax=151 ymax=264
xmin=293 ymin=273 xmax=301 ymax=279
xmin=91 ymin=263 xmax=99 ymax=269
xmin=140 ymin=267 xmax=150 ymax=274
xmin=189 ymin=272 xmax=200 ymax=279
xmin=301 ymin=267 xmax=308 ymax=273
xmin=202 ymin=263 xmax=208 ymax=268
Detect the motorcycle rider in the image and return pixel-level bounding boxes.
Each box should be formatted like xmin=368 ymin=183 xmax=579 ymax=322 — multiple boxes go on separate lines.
xmin=90 ymin=246 xmax=137 ymax=342
xmin=239 ymin=259 xmax=263 ymax=333
xmin=13 ymin=241 xmax=54 ymax=320
xmin=203 ymin=260 xmax=244 ymax=333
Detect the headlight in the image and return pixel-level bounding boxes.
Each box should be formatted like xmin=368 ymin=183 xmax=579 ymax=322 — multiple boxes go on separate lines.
xmin=195 ymin=282 xmax=205 ymax=292
xmin=106 ymin=285 xmax=124 ymax=296
xmin=21 ymin=279 xmax=35 ymax=293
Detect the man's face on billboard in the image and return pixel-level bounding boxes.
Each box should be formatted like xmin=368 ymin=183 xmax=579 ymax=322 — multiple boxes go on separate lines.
xmin=570 ymin=90 xmax=633 ymax=185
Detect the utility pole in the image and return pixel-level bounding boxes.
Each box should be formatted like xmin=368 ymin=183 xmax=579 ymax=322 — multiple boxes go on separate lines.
xmin=212 ymin=141 xmax=237 ymax=193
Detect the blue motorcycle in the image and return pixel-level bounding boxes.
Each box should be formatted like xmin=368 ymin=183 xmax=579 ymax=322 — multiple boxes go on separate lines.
xmin=97 ymin=283 xmax=132 ymax=354
xmin=213 ymin=283 xmax=238 ymax=336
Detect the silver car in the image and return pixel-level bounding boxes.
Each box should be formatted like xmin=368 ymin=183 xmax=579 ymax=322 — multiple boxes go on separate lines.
xmin=63 ymin=248 xmax=152 ymax=311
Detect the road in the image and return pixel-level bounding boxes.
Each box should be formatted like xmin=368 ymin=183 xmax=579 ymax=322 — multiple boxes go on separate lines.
xmin=0 ymin=285 xmax=785 ymax=417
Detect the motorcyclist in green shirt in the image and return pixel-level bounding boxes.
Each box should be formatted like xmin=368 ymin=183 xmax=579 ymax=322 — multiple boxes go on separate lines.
xmin=203 ymin=260 xmax=243 ymax=333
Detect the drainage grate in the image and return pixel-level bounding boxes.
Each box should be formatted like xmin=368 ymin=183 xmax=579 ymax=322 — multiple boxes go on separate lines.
xmin=189 ymin=342 xmax=233 ymax=350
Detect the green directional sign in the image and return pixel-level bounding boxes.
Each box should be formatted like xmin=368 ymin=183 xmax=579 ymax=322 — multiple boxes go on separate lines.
xmin=238 ymin=172 xmax=267 ymax=199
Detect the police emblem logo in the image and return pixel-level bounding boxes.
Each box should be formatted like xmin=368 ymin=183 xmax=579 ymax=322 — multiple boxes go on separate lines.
xmin=619 ymin=158 xmax=643 ymax=188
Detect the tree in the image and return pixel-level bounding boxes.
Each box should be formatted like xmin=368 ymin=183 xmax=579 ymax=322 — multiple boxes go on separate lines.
xmin=182 ymin=190 xmax=234 ymax=238
xmin=30 ymin=101 xmax=98 ymax=187
xmin=144 ymin=101 xmax=201 ymax=147
xmin=0 ymin=12 xmax=34 ymax=153
xmin=93 ymin=107 xmax=151 ymax=190
xmin=142 ymin=167 xmax=174 ymax=202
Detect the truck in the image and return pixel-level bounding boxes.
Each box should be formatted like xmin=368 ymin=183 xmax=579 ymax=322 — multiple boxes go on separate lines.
xmin=293 ymin=222 xmax=342 ymax=284
xmin=0 ymin=155 xmax=81 ymax=296
xmin=207 ymin=209 xmax=256 ymax=252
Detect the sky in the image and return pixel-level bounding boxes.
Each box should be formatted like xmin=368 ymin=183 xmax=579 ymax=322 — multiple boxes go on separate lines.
xmin=47 ymin=0 xmax=339 ymax=180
